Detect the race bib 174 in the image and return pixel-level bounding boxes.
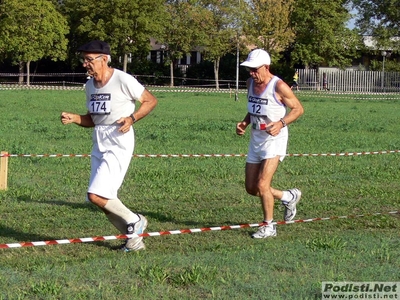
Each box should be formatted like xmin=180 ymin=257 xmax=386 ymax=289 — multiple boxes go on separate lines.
xmin=89 ymin=93 xmax=111 ymax=115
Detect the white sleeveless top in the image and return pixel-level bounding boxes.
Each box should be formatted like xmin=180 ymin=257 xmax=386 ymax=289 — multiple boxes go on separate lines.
xmin=247 ymin=76 xmax=288 ymax=142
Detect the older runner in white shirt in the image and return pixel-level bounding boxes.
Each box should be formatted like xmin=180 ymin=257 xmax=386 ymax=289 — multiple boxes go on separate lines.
xmin=61 ymin=40 xmax=158 ymax=251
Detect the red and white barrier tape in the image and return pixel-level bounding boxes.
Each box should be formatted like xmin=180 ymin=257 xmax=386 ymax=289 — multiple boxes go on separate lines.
xmin=0 ymin=211 xmax=398 ymax=249
xmin=1 ymin=150 xmax=399 ymax=158
xmin=0 ymin=85 xmax=84 ymax=90
xmin=2 ymin=84 xmax=400 ymax=97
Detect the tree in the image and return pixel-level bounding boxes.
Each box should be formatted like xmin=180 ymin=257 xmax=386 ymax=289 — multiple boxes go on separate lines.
xmin=242 ymin=0 xmax=295 ymax=57
xmin=200 ymin=0 xmax=240 ymax=90
xmin=62 ymin=0 xmax=164 ymax=72
xmin=0 ymin=0 xmax=69 ymax=85
xmin=352 ymin=0 xmax=400 ymax=50
xmin=160 ymin=0 xmax=210 ymax=87
xmin=290 ymin=0 xmax=362 ymax=68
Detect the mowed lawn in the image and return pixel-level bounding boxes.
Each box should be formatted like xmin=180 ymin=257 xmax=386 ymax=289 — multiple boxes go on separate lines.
xmin=0 ymin=89 xmax=399 ymax=299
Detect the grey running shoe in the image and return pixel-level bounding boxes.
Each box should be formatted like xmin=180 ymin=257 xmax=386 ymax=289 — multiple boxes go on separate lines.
xmin=252 ymin=224 xmax=277 ymax=239
xmin=122 ymin=214 xmax=148 ymax=252
xmin=283 ymin=188 xmax=302 ymax=221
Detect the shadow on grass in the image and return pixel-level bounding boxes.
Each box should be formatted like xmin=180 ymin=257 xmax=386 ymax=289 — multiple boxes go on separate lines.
xmin=0 ymin=222 xmax=126 ymax=251
xmin=0 ymin=223 xmax=124 ymax=251
xmin=16 ymin=195 xmax=99 ymax=212
xmin=15 ymin=195 xmax=247 ymax=228
xmin=3 ymin=196 xmax=257 ymax=249
xmin=142 ymin=210 xmax=256 ymax=231
xmin=0 ymin=224 xmax=62 ymax=246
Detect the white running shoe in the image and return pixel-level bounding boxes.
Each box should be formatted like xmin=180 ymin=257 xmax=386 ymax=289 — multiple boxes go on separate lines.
xmin=283 ymin=188 xmax=302 ymax=221
xmin=252 ymin=224 xmax=277 ymax=239
xmin=122 ymin=214 xmax=148 ymax=252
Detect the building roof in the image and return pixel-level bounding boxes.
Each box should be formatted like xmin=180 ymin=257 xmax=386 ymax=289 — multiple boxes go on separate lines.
xmin=363 ymin=35 xmax=400 ymax=51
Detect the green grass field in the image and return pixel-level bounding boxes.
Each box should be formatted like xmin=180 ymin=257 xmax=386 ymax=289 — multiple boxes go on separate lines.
xmin=0 ymin=89 xmax=399 ymax=299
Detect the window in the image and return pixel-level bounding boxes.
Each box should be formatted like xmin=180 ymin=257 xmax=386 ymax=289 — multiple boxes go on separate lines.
xmin=190 ymin=51 xmax=197 ymax=65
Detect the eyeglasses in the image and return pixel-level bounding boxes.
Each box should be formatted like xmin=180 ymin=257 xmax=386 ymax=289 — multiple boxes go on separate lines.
xmin=80 ymin=55 xmax=104 ymax=64
xmin=245 ymin=66 xmax=263 ymax=73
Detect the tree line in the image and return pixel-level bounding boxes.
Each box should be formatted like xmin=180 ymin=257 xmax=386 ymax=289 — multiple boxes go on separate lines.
xmin=0 ymin=0 xmax=398 ymax=87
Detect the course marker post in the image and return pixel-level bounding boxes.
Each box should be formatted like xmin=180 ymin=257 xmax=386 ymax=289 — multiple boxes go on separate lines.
xmin=0 ymin=151 xmax=8 ymax=190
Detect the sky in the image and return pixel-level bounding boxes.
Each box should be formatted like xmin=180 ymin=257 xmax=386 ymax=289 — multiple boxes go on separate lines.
xmin=347 ymin=7 xmax=358 ymax=30
xmin=347 ymin=18 xmax=356 ymax=29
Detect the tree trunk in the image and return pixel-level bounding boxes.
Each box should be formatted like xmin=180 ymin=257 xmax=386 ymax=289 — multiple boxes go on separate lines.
xmin=26 ymin=61 xmax=31 ymax=86
xmin=18 ymin=61 xmax=25 ymax=85
xmin=169 ymin=62 xmax=174 ymax=87
xmin=33 ymin=61 xmax=39 ymax=83
xmin=214 ymin=58 xmax=220 ymax=90
xmin=123 ymin=53 xmax=128 ymax=72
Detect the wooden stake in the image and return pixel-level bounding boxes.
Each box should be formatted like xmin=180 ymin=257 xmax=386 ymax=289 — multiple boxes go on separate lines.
xmin=0 ymin=151 xmax=8 ymax=190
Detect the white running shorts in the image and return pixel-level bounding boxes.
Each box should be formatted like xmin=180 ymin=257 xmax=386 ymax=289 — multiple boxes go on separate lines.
xmin=246 ymin=131 xmax=288 ymax=164
xmin=88 ymin=125 xmax=134 ymax=199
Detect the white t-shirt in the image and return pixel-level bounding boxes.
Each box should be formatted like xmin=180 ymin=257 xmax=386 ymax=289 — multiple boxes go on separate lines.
xmin=85 ymin=69 xmax=145 ymax=125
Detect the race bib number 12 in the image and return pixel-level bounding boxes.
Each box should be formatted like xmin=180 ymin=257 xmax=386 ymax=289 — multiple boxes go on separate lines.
xmin=247 ymin=96 xmax=268 ymax=116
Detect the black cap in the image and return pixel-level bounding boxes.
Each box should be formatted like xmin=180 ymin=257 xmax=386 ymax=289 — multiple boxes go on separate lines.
xmin=77 ymin=40 xmax=111 ymax=55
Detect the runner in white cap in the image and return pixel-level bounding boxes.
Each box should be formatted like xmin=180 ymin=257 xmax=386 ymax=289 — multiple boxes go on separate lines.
xmin=236 ymin=49 xmax=304 ymax=238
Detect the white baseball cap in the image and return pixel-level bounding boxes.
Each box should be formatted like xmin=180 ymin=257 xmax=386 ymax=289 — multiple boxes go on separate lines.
xmin=240 ymin=49 xmax=271 ymax=68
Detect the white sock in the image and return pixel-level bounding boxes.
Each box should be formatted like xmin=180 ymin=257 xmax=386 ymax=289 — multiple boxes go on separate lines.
xmin=106 ymin=213 xmax=126 ymax=234
xmin=103 ymin=199 xmax=140 ymax=224
xmin=281 ymin=191 xmax=293 ymax=204
xmin=263 ymin=219 xmax=273 ymax=225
